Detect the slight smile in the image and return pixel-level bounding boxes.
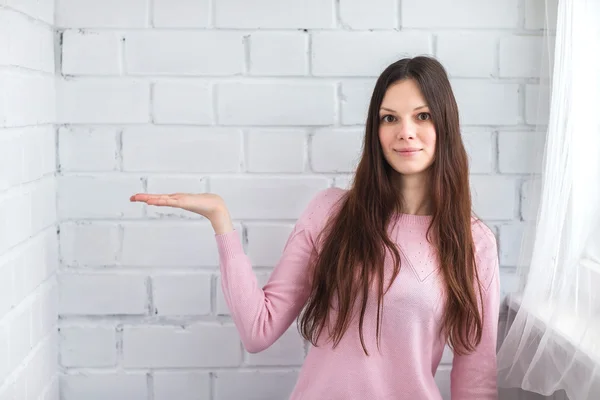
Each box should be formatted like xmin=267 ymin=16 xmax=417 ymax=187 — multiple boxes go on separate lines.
xmin=394 ymin=148 xmax=422 ymax=155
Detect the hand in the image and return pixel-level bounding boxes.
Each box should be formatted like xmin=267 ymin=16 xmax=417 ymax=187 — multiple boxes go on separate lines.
xmin=129 ymin=193 xmax=234 ymax=234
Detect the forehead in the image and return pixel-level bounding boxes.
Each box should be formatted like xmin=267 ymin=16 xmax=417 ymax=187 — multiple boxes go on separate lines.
xmin=380 ymin=79 xmax=427 ymax=110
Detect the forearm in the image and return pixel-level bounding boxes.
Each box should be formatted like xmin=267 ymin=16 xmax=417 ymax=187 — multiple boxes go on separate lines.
xmin=210 ymin=207 xmax=234 ymax=235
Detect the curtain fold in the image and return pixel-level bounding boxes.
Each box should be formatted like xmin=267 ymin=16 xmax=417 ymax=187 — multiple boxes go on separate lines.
xmin=496 ymin=0 xmax=600 ymax=399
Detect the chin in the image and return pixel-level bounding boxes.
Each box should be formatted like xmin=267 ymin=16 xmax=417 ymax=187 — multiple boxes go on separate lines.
xmin=388 ymin=163 xmax=433 ymax=179
xmin=390 ymin=164 xmax=429 ymax=176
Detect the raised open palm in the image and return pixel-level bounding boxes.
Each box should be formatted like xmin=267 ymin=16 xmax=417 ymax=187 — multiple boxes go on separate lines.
xmin=129 ymin=192 xmax=226 ymax=219
xmin=130 ymin=192 xmax=234 ymax=234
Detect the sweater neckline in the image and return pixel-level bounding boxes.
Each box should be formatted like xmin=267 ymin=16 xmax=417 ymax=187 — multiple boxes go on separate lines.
xmin=394 ymin=213 xmax=433 ymax=228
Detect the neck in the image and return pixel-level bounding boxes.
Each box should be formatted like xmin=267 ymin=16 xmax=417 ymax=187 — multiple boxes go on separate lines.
xmin=396 ymin=173 xmax=432 ymax=216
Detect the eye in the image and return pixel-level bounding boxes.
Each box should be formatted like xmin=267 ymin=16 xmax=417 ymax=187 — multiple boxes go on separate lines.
xmin=417 ymin=112 xmax=431 ymax=121
xmin=381 ymin=115 xmax=396 ymax=123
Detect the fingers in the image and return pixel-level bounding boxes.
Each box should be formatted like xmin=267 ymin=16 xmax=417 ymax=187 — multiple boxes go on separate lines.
xmin=130 ymin=193 xmax=180 ymax=207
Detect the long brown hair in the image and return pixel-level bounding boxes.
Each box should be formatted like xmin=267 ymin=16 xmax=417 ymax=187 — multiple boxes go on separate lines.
xmin=298 ymin=56 xmax=484 ymax=356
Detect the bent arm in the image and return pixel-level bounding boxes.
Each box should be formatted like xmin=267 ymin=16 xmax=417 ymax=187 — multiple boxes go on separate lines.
xmin=214 ymin=189 xmax=343 ymax=353
xmin=216 ymin=225 xmax=314 ymax=353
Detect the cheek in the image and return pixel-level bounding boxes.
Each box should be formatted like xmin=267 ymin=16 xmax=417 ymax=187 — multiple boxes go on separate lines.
xmin=422 ymin=127 xmax=437 ymax=150
xmin=378 ymin=126 xmax=395 ymax=148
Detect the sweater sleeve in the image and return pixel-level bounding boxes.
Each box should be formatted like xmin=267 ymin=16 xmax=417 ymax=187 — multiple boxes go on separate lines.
xmin=215 ymin=189 xmax=336 ymax=353
xmin=450 ymin=230 xmax=501 ymax=400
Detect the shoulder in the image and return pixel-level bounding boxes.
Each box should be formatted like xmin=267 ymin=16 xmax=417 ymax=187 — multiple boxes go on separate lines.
xmin=297 ymin=187 xmax=347 ymax=231
xmin=470 ymin=216 xmax=499 ymax=291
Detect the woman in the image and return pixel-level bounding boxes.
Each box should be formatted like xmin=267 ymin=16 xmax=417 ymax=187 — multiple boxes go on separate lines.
xmin=131 ymin=56 xmax=500 ymax=399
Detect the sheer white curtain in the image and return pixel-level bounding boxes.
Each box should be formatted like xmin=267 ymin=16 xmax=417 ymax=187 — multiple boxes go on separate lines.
xmin=496 ymin=0 xmax=600 ymax=399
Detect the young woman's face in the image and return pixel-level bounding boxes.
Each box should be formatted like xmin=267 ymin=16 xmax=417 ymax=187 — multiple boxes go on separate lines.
xmin=378 ymin=79 xmax=437 ymax=180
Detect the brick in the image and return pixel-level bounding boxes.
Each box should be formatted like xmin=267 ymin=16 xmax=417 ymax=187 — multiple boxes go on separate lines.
xmin=0 ymin=74 xmax=7 ymax=126
xmin=499 ymin=223 xmax=528 ymax=266
xmin=31 ymin=178 xmax=58 ymax=230
xmin=40 ymin=377 xmax=59 ymax=400
xmin=245 ymin=327 xmax=305 ymax=366
xmin=312 ymin=32 xmax=431 ymax=76
xmin=210 ymin=176 xmax=330 ymax=219
xmin=525 ymin=84 xmax=550 ymax=125
xmin=59 ymin=326 xmax=117 ymax=367
xmin=57 ymin=79 xmax=150 ymax=124
xmin=154 ymin=371 xmax=211 ymax=400
xmin=436 ymin=33 xmax=496 ymax=78
xmin=30 ymin=280 xmax=58 ymax=345
xmin=214 ymin=370 xmax=299 ymax=400
xmin=7 ymin=306 xmax=30 ymax=370
xmin=0 ymin=192 xmax=24 ymax=252
xmin=58 ymin=273 xmax=147 ymax=315
xmin=122 ymin=324 xmax=242 ymax=367
xmin=27 ymin=332 xmax=59 ymax=400
xmin=0 ymin=183 xmax=56 ymax=253
xmin=0 ymin=128 xmax=55 ymax=190
xmin=452 ymin=81 xmax=520 ymax=126
xmin=0 ymin=382 xmax=15 ymax=400
xmin=5 ymin=0 xmax=54 ymax=24
xmin=125 ymin=31 xmax=243 ymax=75
xmin=0 ymin=322 xmax=8 ymax=382
xmin=217 ymin=83 xmax=335 ymax=126
xmin=9 ymin=248 xmax=27 ymax=304
xmin=525 ymin=0 xmax=558 ymax=30
xmin=214 ymin=0 xmax=335 ymax=29
xmin=60 ymin=373 xmax=148 ymax=400
xmin=521 ymin=178 xmax=541 ymax=221
xmin=0 ymin=13 xmax=8 ymax=67
xmin=2 ymin=72 xmax=55 ymax=127
xmin=249 ymin=32 xmax=308 ymax=76
xmin=120 ymin=222 xmax=225 ymax=267
xmin=152 ymin=273 xmax=212 ymax=316
xmin=311 ymin=129 xmax=363 ymax=172
xmin=246 ymin=130 xmax=306 ymax=173
xmin=339 ymin=0 xmax=396 ymax=29
xmin=0 ymin=260 xmax=14 ymax=319
xmin=470 ymin=176 xmax=517 ymax=220
xmin=122 ymin=127 xmax=242 ymax=173
xmin=498 ymin=131 xmax=545 ymax=174
xmin=6 ymin=230 xmax=57 ymax=308
xmin=59 ymin=222 xmax=120 ymax=266
xmin=152 ymin=82 xmax=212 ymax=124
xmin=340 ymin=80 xmax=376 ymax=125
xmin=461 ymin=131 xmax=494 ymax=174
xmin=153 ymin=0 xmax=210 ymax=28
xmin=56 ymin=0 xmax=148 ymax=28
xmin=57 ymin=175 xmax=144 ymax=219
xmin=58 ymin=127 xmax=119 ymax=172
xmin=62 ymin=30 xmax=121 ymax=75
xmin=246 ymin=223 xmax=295 ymax=267
xmin=499 ymin=36 xmax=546 ymax=78
xmin=401 ymin=0 xmax=519 ymax=28
xmin=17 ymin=127 xmax=56 ymax=183
xmin=146 ymin=176 xmax=208 ymax=219
xmin=499 ymin=268 xmax=519 ymax=298
xmin=9 ymin=374 xmax=26 ymax=400
xmin=334 ymin=176 xmax=352 ymax=190
xmin=4 ymin=10 xmax=55 ymax=73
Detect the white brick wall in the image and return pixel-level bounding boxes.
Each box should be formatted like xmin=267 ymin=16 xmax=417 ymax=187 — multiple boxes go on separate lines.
xmin=0 ymin=1 xmax=59 ymax=399
xmin=54 ymin=0 xmax=557 ymax=399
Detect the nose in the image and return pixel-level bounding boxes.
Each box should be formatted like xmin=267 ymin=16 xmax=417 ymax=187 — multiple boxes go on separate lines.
xmin=395 ymin=119 xmax=416 ymax=140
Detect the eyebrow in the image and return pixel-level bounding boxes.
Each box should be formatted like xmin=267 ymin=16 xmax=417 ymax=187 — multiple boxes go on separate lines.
xmin=380 ymin=105 xmax=429 ymax=113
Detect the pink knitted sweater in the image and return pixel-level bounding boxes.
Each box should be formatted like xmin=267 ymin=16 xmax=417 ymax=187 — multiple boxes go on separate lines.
xmin=216 ymin=188 xmax=500 ymax=400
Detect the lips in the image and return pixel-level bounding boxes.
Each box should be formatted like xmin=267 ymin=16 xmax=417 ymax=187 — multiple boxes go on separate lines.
xmin=394 ymin=148 xmax=422 ymax=154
